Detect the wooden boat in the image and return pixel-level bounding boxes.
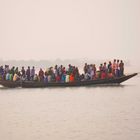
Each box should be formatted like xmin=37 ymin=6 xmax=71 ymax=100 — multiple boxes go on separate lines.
xmin=0 ymin=80 xmax=21 ymax=88
xmin=0 ymin=73 xmax=138 ymax=88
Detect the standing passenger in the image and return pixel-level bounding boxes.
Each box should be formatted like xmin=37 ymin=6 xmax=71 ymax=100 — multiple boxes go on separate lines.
xmin=116 ymin=60 xmax=120 ymax=77
xmin=26 ymin=66 xmax=30 ymax=81
xmin=108 ymin=61 xmax=112 ymax=73
xmin=21 ymin=67 xmax=26 ymax=78
xmin=112 ymin=59 xmax=116 ymax=76
xmin=38 ymin=68 xmax=44 ymax=81
xmin=30 ymin=66 xmax=35 ymax=80
xmin=119 ymin=60 xmax=124 ymax=76
xmin=99 ymin=64 xmax=103 ymax=78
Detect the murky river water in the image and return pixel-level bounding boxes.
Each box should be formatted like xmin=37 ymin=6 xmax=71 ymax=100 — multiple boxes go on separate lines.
xmin=0 ymin=76 xmax=140 ymax=140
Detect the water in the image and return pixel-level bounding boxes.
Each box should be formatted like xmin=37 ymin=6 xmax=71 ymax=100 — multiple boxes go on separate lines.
xmin=0 ymin=76 xmax=140 ymax=140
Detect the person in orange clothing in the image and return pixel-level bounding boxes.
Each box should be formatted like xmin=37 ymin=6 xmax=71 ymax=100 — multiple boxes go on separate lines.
xmin=69 ymin=73 xmax=74 ymax=82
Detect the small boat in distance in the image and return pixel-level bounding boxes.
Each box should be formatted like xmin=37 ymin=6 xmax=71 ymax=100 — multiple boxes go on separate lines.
xmin=0 ymin=73 xmax=138 ymax=88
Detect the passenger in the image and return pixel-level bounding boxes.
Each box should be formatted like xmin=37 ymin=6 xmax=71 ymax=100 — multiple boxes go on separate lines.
xmin=84 ymin=63 xmax=88 ymax=74
xmin=6 ymin=71 xmax=10 ymax=80
xmin=74 ymin=67 xmax=80 ymax=81
xmin=93 ymin=64 xmax=96 ymax=79
xmin=44 ymin=69 xmax=48 ymax=82
xmin=9 ymin=72 xmax=13 ymax=81
xmin=89 ymin=64 xmax=94 ymax=80
xmin=119 ymin=60 xmax=124 ymax=76
xmin=80 ymin=74 xmax=85 ymax=81
xmin=62 ymin=67 xmax=66 ymax=75
xmin=54 ymin=65 xmax=58 ymax=78
xmin=15 ymin=67 xmax=19 ymax=74
xmin=84 ymin=72 xmax=90 ymax=80
xmin=96 ymin=71 xmax=100 ymax=79
xmin=108 ymin=72 xmax=113 ymax=78
xmin=13 ymin=73 xmax=20 ymax=81
xmin=48 ymin=75 xmax=52 ymax=82
xmin=61 ymin=74 xmax=66 ymax=82
xmin=58 ymin=65 xmax=62 ymax=77
xmin=10 ymin=66 xmax=15 ymax=76
xmin=38 ymin=68 xmax=44 ymax=81
xmin=69 ymin=73 xmax=74 ymax=82
xmin=112 ymin=59 xmax=116 ymax=76
xmin=99 ymin=64 xmax=103 ymax=78
xmin=26 ymin=66 xmax=30 ymax=81
xmin=56 ymin=75 xmax=61 ymax=82
xmin=103 ymin=62 xmax=108 ymax=78
xmin=5 ymin=65 xmax=9 ymax=73
xmin=101 ymin=71 xmax=106 ymax=79
xmin=115 ymin=60 xmax=120 ymax=77
xmin=51 ymin=73 xmax=56 ymax=82
xmin=0 ymin=66 xmax=4 ymax=80
xmin=17 ymin=71 xmax=21 ymax=78
xmin=65 ymin=74 xmax=70 ymax=83
xmin=68 ymin=64 xmax=73 ymax=74
xmin=30 ymin=66 xmax=35 ymax=80
xmin=33 ymin=74 xmax=38 ymax=81
xmin=108 ymin=61 xmax=112 ymax=74
xmin=44 ymin=74 xmax=48 ymax=83
xmin=21 ymin=66 xmax=26 ymax=78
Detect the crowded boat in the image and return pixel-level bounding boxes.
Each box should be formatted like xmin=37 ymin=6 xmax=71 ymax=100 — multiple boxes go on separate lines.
xmin=0 ymin=59 xmax=124 ymax=83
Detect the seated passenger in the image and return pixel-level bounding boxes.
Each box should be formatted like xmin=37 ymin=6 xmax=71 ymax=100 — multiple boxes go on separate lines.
xmin=61 ymin=74 xmax=66 ymax=82
xmin=9 ymin=73 xmax=13 ymax=81
xmin=84 ymin=72 xmax=90 ymax=80
xmin=65 ymin=74 xmax=70 ymax=83
xmin=48 ymin=75 xmax=52 ymax=82
xmin=33 ymin=74 xmax=38 ymax=81
xmin=108 ymin=73 xmax=113 ymax=78
xmin=69 ymin=73 xmax=74 ymax=82
xmin=56 ymin=75 xmax=61 ymax=82
xmin=6 ymin=72 xmax=10 ymax=80
xmin=101 ymin=72 xmax=106 ymax=79
xmin=80 ymin=74 xmax=85 ymax=81
xmin=44 ymin=75 xmax=48 ymax=83
xmin=13 ymin=73 xmax=20 ymax=81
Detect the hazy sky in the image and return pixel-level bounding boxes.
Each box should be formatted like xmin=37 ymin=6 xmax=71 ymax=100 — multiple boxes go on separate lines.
xmin=0 ymin=0 xmax=139 ymax=61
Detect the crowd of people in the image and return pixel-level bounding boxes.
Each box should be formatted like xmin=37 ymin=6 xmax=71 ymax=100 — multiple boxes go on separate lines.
xmin=83 ymin=59 xmax=124 ymax=80
xmin=0 ymin=59 xmax=124 ymax=82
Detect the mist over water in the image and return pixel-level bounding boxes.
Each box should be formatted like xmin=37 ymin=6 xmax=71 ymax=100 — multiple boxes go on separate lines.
xmin=0 ymin=74 xmax=140 ymax=140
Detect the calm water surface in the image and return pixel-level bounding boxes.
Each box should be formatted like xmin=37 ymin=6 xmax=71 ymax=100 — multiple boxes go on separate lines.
xmin=0 ymin=76 xmax=140 ymax=140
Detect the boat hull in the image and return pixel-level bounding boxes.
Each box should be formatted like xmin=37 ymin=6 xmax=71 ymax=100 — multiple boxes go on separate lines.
xmin=0 ymin=73 xmax=138 ymax=88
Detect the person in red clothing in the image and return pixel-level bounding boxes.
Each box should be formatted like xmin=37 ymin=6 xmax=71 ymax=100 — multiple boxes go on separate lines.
xmin=56 ymin=75 xmax=61 ymax=82
xmin=101 ymin=71 xmax=106 ymax=79
xmin=69 ymin=73 xmax=74 ymax=82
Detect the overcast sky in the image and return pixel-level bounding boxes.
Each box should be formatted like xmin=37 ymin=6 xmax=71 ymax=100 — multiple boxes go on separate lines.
xmin=0 ymin=0 xmax=139 ymax=62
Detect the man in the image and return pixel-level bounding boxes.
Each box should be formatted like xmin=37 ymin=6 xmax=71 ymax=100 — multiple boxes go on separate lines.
xmin=26 ymin=66 xmax=30 ymax=81
xmin=30 ymin=66 xmax=35 ymax=80
xmin=119 ymin=60 xmax=124 ymax=76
